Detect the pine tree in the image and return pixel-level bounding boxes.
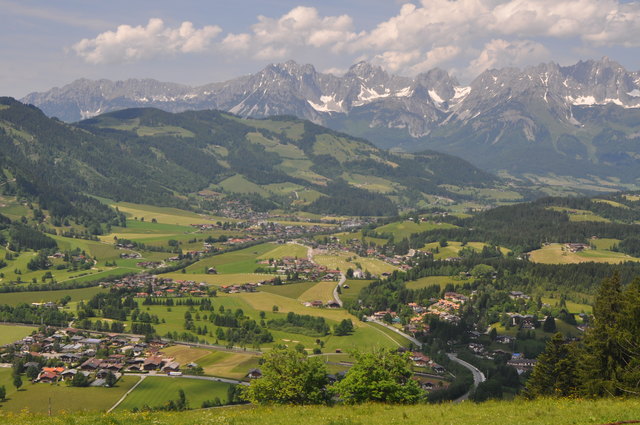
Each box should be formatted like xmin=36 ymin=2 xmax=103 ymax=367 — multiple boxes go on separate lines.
xmin=617 ymin=277 xmax=640 ymax=395
xmin=525 ymin=333 xmax=578 ymax=398
xmin=580 ymin=272 xmax=624 ymax=396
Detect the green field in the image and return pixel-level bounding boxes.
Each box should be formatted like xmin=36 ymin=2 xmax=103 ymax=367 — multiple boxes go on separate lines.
xmin=529 ymin=243 xmax=640 ymax=264
xmin=490 ymin=318 xmax=581 ymax=339
xmin=116 ymin=377 xmax=233 ymax=411
xmin=339 ymin=280 xmax=374 ymax=304
xmin=314 ymin=252 xmax=397 ymax=275
xmin=374 ymin=220 xmax=457 ymax=240
xmin=0 ymin=369 xmax=137 ymax=414
xmin=0 ymin=286 xmax=105 ymax=306
xmin=159 ymin=346 xmax=259 ymax=379
xmin=547 ymin=206 xmax=610 ymax=222
xmin=422 ymin=241 xmax=510 ymax=259
xmin=185 ymin=243 xmax=276 ymax=274
xmin=297 ymin=281 xmax=336 ymax=303
xmin=162 ymin=272 xmax=274 ymax=286
xmin=405 ymin=275 xmax=468 ymax=290
xmin=541 ymin=297 xmax=592 ymax=314
xmin=0 ymin=324 xmax=37 ymax=345
xmin=258 ymin=282 xmax=318 ymax=299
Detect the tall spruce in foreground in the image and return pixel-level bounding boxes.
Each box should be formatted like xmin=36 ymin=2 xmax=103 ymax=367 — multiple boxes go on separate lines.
xmin=525 ymin=333 xmax=579 ymax=398
xmin=580 ymin=272 xmax=624 ymax=396
xmin=617 ymin=278 xmax=640 ymax=395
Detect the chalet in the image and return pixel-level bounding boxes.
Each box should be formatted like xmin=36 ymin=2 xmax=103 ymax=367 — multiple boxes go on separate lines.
xmin=509 ymin=291 xmax=530 ymax=300
xmin=310 ymin=300 xmax=324 ymax=308
xmin=326 ymin=301 xmax=341 ymax=308
xmin=143 ymin=356 xmax=164 ymax=370
xmin=247 ymin=368 xmax=262 ymax=379
xmin=162 ymin=361 xmax=181 ymax=373
xmin=37 ymin=370 xmax=60 ymax=383
xmin=80 ymin=358 xmax=103 ymax=371
xmin=507 ymin=358 xmax=538 ymax=373
xmin=431 ymin=364 xmax=446 ymax=374
xmin=207 ymin=267 xmax=218 ymax=274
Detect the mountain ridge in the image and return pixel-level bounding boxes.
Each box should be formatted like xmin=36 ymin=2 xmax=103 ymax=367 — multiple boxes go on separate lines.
xmin=20 ymin=58 xmax=640 ymax=190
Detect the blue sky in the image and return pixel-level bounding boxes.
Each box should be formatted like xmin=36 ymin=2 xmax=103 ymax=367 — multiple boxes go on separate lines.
xmin=2 ymin=0 xmax=640 ymax=97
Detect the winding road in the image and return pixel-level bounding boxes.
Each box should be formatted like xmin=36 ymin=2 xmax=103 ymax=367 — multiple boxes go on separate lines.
xmin=446 ymin=353 xmax=486 ymax=402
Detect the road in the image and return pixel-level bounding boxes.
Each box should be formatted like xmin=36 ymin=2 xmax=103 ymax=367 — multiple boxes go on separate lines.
xmin=446 ymin=353 xmax=486 ymax=402
xmin=332 ymin=273 xmax=346 ymax=307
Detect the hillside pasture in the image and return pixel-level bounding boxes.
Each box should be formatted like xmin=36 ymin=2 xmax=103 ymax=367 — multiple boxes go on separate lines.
xmin=405 ymin=275 xmax=468 ymax=291
xmin=162 ymin=272 xmax=274 ymax=287
xmin=0 ymin=286 xmax=105 ymax=306
xmin=529 ymin=243 xmax=640 ymax=264
xmin=0 ymin=324 xmax=37 ymax=345
xmin=339 ymin=279 xmax=374 ymax=304
xmin=314 ymin=252 xmax=397 ymax=276
xmin=258 ymin=282 xmax=318 ymax=299
xmin=185 ymin=243 xmax=276 ymax=274
xmin=297 ymin=281 xmax=337 ymax=303
xmin=374 ymin=220 xmax=457 ymax=240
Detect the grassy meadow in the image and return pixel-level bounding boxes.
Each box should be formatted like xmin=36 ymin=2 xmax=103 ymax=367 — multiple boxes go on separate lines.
xmin=115 ymin=377 xmax=233 ymax=411
xmin=529 ymin=243 xmax=640 ymax=264
xmin=3 ymin=398 xmax=640 ymax=424
xmin=0 ymin=369 xmax=137 ymax=414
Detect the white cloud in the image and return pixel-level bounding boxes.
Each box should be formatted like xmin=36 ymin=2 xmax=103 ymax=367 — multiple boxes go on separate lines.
xmin=468 ymin=39 xmax=551 ymax=74
xmin=71 ymin=1 xmax=640 ymax=78
xmin=73 ymin=18 xmax=221 ymax=64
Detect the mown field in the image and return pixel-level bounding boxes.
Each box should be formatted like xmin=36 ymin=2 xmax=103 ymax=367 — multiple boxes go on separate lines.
xmin=405 ymin=275 xmax=469 ymax=290
xmin=529 ymin=243 xmax=640 ymax=264
xmin=422 ymin=241 xmax=511 ymax=259
xmin=160 ymin=346 xmax=260 ymax=379
xmin=0 ymin=369 xmax=137 ymax=414
xmin=374 ymin=220 xmax=458 ymax=240
xmin=115 ymin=377 xmax=233 ymax=411
xmin=0 ymin=324 xmax=37 ymax=345
xmin=314 ymin=252 xmax=397 ymax=275
xmin=3 ymin=398 xmax=640 ymax=424
xmin=0 ymin=286 xmax=105 ymax=306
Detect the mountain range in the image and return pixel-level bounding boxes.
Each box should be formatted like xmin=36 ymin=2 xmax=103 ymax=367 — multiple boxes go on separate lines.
xmin=21 ymin=58 xmax=640 ymax=191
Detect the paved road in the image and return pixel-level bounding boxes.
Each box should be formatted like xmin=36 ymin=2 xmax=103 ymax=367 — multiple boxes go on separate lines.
xmin=446 ymin=353 xmax=486 ymax=402
xmin=333 ymin=274 xmax=346 ymax=307
xmin=127 ymin=372 xmax=248 ymax=386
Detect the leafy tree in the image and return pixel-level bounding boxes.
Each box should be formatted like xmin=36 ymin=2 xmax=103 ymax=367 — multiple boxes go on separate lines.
xmin=13 ymin=374 xmax=22 ymax=391
xmin=25 ymin=365 xmax=40 ymax=380
xmin=70 ymin=371 xmax=90 ymax=387
xmin=105 ymin=371 xmax=117 ymax=387
xmin=241 ymin=346 xmax=329 ymax=405
xmin=331 ymin=349 xmax=423 ymax=404
xmin=0 ymin=385 xmax=5 ymax=401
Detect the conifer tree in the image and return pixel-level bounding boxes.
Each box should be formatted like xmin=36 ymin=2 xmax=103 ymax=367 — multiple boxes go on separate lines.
xmin=525 ymin=333 xmax=578 ymax=398
xmin=580 ymin=272 xmax=623 ymax=396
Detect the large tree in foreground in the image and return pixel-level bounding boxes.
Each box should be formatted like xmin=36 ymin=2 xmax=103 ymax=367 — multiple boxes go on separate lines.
xmin=331 ymin=349 xmax=423 ymax=404
xmin=241 ymin=346 xmax=329 ymax=405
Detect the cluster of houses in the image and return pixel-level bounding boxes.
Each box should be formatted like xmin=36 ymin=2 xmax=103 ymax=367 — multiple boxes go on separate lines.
xmin=258 ymin=256 xmax=342 ymax=281
xmin=2 ymin=328 xmax=184 ymax=386
xmin=101 ymin=274 xmax=213 ymax=298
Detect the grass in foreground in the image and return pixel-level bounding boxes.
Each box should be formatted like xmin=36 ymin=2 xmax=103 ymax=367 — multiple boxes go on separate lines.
xmin=2 ymin=398 xmax=640 ymax=424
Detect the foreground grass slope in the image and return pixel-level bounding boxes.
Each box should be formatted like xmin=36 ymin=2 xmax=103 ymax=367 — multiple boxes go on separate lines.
xmin=2 ymin=399 xmax=639 ymax=425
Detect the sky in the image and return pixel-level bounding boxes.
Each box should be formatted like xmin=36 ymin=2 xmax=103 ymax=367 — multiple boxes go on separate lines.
xmin=1 ymin=0 xmax=640 ymax=98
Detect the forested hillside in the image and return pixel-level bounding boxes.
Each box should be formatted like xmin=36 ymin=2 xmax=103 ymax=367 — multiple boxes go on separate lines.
xmin=0 ymin=97 xmax=523 ymax=220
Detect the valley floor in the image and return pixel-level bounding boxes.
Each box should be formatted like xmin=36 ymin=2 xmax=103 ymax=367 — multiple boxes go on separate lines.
xmin=2 ymin=398 xmax=639 ymax=425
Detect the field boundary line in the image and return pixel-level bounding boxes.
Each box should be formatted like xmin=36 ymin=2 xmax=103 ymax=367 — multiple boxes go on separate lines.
xmin=107 ymin=375 xmax=146 ymax=413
